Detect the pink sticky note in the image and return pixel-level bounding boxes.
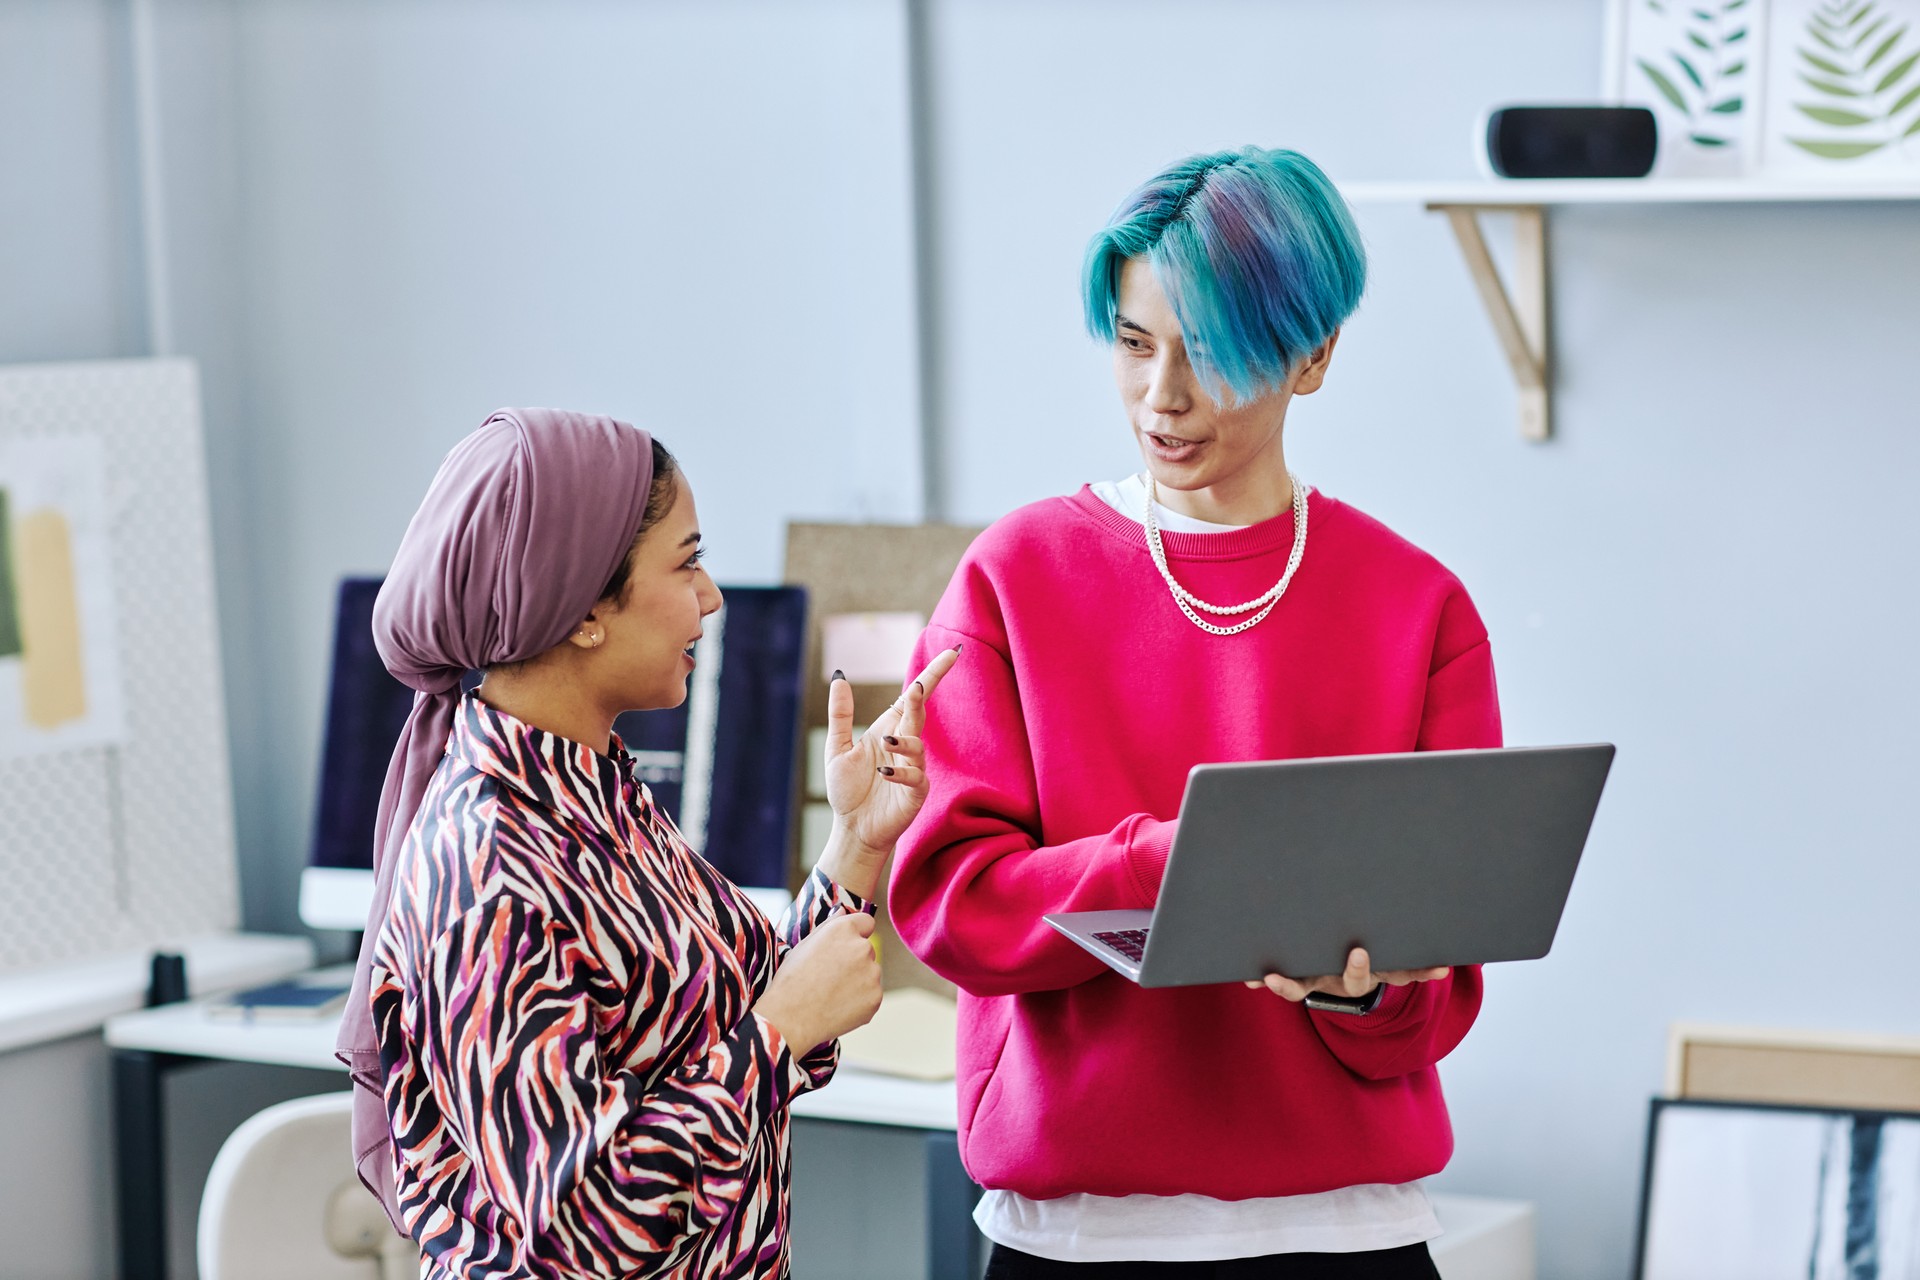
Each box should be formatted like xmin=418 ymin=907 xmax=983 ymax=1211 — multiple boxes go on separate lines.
xmin=822 ymin=612 xmax=926 ymax=684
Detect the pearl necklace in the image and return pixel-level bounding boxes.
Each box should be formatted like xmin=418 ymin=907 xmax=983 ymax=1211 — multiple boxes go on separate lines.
xmin=1142 ymin=471 xmax=1308 ymax=637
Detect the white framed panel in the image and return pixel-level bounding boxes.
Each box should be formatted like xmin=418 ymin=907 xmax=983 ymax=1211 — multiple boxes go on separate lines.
xmin=0 ymin=358 xmax=238 ymax=973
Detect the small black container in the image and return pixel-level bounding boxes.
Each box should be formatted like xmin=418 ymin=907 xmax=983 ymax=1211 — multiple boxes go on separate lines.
xmin=1485 ymin=106 xmax=1658 ymax=179
xmin=147 ymin=951 xmax=188 ymax=1006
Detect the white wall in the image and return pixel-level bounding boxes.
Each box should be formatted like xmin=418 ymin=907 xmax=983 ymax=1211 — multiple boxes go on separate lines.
xmin=176 ymin=0 xmax=927 ymax=934
xmin=6 ymin=2 xmax=1919 ymax=1277
xmin=4 ymin=2 xmax=923 ymax=1272
xmin=921 ymin=2 xmax=1920 ymax=1275
xmin=0 ymin=0 xmax=148 ymax=363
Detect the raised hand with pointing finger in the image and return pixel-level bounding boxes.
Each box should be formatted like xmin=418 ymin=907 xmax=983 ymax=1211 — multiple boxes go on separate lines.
xmin=754 ymin=646 xmax=962 ymax=1054
xmin=810 ymin=646 xmax=962 ymax=902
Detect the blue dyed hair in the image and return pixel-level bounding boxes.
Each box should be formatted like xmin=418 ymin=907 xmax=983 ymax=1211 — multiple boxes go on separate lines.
xmin=1083 ymin=147 xmax=1366 ymax=406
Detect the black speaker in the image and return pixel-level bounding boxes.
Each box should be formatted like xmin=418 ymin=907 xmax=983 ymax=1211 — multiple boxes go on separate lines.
xmin=1484 ymin=106 xmax=1658 ymax=179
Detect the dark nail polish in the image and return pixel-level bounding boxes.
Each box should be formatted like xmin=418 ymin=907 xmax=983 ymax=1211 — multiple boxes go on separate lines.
xmin=884 ymin=736 xmax=900 ymax=747
xmin=914 ymin=681 xmax=925 ymax=696
xmin=878 ymin=766 xmax=895 ymax=776
xmin=831 ymin=669 xmax=845 ymax=683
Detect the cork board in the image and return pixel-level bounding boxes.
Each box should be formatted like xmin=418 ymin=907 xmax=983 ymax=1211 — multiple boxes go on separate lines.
xmin=1666 ymin=1022 xmax=1920 ymax=1112
xmin=783 ymin=521 xmax=983 ymax=995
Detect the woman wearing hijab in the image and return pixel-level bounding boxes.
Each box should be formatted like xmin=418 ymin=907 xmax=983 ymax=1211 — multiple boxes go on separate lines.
xmin=336 ymin=408 xmax=959 ymax=1279
xmin=890 ymin=149 xmax=1496 ymax=1277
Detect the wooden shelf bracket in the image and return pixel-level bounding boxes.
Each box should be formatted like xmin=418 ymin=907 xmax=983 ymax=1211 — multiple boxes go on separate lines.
xmin=1430 ymin=203 xmax=1552 ymax=442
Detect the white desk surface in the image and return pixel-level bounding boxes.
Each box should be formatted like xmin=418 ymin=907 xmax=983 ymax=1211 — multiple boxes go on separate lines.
xmin=102 ymin=974 xmax=1530 ymax=1277
xmin=103 ymin=967 xmax=957 ymax=1131
xmin=99 ymin=968 xmax=1529 ymax=1273
xmin=0 ymin=932 xmax=314 ymax=1055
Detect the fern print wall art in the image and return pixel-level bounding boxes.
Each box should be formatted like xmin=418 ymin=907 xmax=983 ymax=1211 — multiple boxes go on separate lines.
xmin=1762 ymin=0 xmax=1920 ymax=172
xmin=1610 ymin=0 xmax=1767 ymax=175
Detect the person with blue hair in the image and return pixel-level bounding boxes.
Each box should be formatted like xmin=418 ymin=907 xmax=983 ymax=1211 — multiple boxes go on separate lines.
xmin=891 ymin=148 xmax=1501 ymax=1277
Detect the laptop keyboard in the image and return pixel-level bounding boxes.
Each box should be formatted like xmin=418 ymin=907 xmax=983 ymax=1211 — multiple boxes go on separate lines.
xmin=1092 ymin=928 xmax=1149 ymax=962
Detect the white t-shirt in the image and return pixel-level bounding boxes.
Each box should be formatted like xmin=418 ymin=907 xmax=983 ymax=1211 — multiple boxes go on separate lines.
xmin=971 ymin=474 xmax=1441 ymax=1263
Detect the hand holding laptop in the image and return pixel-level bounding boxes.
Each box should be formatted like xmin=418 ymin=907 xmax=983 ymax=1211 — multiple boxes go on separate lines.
xmin=1245 ymin=945 xmax=1449 ymax=1004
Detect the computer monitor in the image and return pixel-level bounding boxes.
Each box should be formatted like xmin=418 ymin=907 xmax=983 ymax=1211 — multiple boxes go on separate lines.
xmin=298 ymin=578 xmax=807 ymax=930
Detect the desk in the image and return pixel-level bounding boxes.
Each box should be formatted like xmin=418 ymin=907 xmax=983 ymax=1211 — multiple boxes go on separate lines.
xmin=103 ymin=973 xmax=979 ymax=1280
xmin=107 ymin=978 xmax=1534 ymax=1280
xmin=0 ymin=933 xmax=313 ymax=1055
xmin=0 ymin=935 xmax=316 ymax=1280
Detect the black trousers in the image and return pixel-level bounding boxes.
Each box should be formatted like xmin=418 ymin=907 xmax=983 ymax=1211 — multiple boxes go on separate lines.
xmin=983 ymin=1242 xmax=1442 ymax=1280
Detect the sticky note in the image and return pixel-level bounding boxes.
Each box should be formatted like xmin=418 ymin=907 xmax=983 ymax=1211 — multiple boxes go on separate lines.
xmin=822 ymin=611 xmax=925 ymax=685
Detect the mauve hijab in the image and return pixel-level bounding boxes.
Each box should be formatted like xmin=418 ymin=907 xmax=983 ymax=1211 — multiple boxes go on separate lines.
xmin=336 ymin=407 xmax=655 ymax=1228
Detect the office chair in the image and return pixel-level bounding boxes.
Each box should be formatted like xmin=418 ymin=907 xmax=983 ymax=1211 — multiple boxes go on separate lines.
xmin=197 ymin=1092 xmax=417 ymax=1280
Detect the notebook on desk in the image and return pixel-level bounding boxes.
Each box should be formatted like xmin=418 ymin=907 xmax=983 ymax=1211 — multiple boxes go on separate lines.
xmin=206 ymin=977 xmax=350 ymax=1022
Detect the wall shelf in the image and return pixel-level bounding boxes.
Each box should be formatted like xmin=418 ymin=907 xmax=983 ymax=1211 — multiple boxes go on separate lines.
xmin=1339 ymin=179 xmax=1920 ymax=441
xmin=1343 ymin=178 xmax=1920 ymax=206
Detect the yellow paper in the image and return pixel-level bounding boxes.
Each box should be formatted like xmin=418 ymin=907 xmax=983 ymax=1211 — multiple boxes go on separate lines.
xmin=17 ymin=508 xmax=86 ymax=728
xmin=838 ymin=986 xmax=958 ymax=1081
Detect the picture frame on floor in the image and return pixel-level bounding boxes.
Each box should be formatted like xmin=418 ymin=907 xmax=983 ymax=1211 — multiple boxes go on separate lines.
xmin=1634 ymin=1096 xmax=1920 ymax=1279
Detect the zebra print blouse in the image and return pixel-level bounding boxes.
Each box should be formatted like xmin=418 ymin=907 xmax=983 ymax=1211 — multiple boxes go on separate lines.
xmin=370 ymin=693 xmax=868 ymax=1279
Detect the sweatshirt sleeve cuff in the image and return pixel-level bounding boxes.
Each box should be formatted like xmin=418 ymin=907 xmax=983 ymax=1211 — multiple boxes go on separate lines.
xmin=1123 ymin=816 xmax=1177 ymax=907
xmin=1309 ymin=979 xmax=1423 ymax=1034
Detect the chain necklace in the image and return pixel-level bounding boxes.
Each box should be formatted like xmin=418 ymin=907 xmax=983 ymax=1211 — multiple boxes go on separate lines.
xmin=1142 ymin=471 xmax=1308 ymax=637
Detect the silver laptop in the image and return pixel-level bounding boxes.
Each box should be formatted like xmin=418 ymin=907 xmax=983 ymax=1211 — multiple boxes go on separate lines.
xmin=1044 ymin=744 xmax=1614 ymax=988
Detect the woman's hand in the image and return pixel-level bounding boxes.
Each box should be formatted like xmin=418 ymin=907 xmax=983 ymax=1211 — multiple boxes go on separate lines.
xmin=814 ymin=647 xmax=962 ymax=900
xmin=1246 ymin=946 xmax=1449 ymax=1003
xmin=753 ymin=912 xmax=884 ymax=1054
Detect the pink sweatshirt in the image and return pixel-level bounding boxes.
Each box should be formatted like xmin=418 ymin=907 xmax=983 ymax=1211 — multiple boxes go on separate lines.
xmin=891 ymin=486 xmax=1501 ymax=1201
